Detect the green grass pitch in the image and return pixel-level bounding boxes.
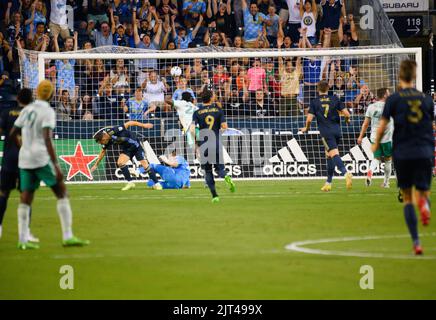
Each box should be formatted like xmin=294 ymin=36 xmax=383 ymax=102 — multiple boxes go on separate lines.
xmin=0 ymin=179 xmax=435 ymax=299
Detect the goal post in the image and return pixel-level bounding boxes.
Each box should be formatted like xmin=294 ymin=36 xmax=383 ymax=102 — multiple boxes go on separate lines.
xmin=20 ymin=45 xmax=423 ymax=183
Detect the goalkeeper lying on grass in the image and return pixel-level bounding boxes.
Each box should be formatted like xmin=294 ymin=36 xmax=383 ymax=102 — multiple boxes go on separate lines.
xmin=138 ymin=151 xmax=191 ymax=189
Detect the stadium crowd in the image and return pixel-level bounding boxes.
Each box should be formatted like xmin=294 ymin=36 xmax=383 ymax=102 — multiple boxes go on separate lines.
xmin=0 ymin=0 xmax=371 ymax=121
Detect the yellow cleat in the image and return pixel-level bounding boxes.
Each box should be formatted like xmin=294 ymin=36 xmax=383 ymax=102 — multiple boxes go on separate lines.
xmin=121 ymin=181 xmax=136 ymax=191
xmin=321 ymin=183 xmax=332 ymax=192
xmin=345 ymin=172 xmax=353 ymax=190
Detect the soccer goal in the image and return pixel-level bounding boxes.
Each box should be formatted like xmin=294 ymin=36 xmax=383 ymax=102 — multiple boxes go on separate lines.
xmin=17 ymin=45 xmax=422 ymax=183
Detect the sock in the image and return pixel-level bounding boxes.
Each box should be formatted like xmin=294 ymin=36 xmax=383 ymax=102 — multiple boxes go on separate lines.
xmin=144 ymin=165 xmax=159 ymax=183
xmin=404 ymin=204 xmax=419 ymax=246
xmin=369 ymin=158 xmax=379 ymax=173
xmin=384 ymin=160 xmax=392 ymax=183
xmin=205 ymin=170 xmax=218 ymax=198
xmin=57 ymin=198 xmax=73 ymax=241
xmin=138 ymin=167 xmax=145 ymax=174
xmin=332 ymin=155 xmax=347 ymax=176
xmin=0 ymin=194 xmax=7 ymax=226
xmin=0 ymin=225 xmax=2 ymax=239
xmin=120 ymin=165 xmax=132 ymax=182
xmin=326 ymin=158 xmax=334 ymax=183
xmin=17 ymin=203 xmax=30 ymax=243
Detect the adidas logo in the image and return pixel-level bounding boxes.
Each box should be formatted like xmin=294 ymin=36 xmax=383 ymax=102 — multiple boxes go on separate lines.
xmin=341 ymin=137 xmax=384 ymax=174
xmin=264 ymin=138 xmax=317 ymax=176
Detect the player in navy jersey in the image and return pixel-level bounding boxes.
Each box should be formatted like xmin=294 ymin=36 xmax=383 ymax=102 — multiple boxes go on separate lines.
xmin=372 ymin=60 xmax=434 ymax=255
xmin=92 ymin=121 xmax=161 ymax=191
xmin=300 ymin=80 xmax=353 ymax=191
xmin=0 ymin=89 xmax=38 ymax=241
xmin=190 ymin=89 xmax=235 ymax=203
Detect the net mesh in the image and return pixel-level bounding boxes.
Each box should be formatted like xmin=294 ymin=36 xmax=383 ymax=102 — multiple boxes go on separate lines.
xmin=19 ymin=45 xmax=415 ymax=182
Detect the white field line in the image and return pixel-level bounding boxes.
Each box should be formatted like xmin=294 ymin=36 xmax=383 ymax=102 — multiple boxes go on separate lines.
xmin=285 ymin=233 xmax=436 ymax=260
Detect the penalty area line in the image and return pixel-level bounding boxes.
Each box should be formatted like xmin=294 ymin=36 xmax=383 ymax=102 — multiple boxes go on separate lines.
xmin=285 ymin=233 xmax=436 ymax=260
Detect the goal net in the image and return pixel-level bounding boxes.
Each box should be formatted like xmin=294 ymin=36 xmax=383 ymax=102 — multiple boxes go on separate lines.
xmin=18 ymin=45 xmax=421 ymax=183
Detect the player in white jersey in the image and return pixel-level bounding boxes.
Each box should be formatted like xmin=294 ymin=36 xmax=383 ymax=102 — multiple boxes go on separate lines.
xmin=10 ymin=80 xmax=89 ymax=250
xmin=357 ymin=88 xmax=393 ymax=188
xmin=166 ymin=91 xmax=198 ymax=147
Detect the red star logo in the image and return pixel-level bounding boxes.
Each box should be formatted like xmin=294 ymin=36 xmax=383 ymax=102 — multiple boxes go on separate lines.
xmin=59 ymin=142 xmax=98 ymax=181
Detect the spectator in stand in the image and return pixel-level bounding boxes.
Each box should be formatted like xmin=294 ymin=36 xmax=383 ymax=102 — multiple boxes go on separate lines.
xmin=300 ymin=0 xmax=318 ymax=46
xmin=208 ymin=0 xmax=233 ymax=39
xmin=53 ymin=32 xmax=78 ymax=97
xmin=250 ymin=89 xmax=276 ymax=117
xmin=85 ymin=0 xmax=110 ymax=24
xmin=158 ymin=0 xmax=178 ymax=18
xmin=49 ymin=0 xmax=70 ymax=39
xmin=265 ymin=5 xmax=280 ymax=48
xmin=320 ymin=0 xmax=346 ymax=47
xmin=233 ymin=35 xmax=244 ymax=48
xmin=96 ymin=77 xmax=125 ymax=120
xmin=285 ymin=0 xmax=302 ymax=44
xmin=77 ymin=20 xmax=92 ymax=48
xmin=142 ymin=70 xmax=169 ymax=112
xmin=182 ymin=0 xmax=206 ymax=28
xmin=20 ymin=0 xmax=33 ymax=36
xmin=25 ymin=0 xmax=47 ymax=36
xmin=1 ymin=1 xmax=13 ymax=31
xmin=241 ymin=0 xmax=267 ymax=48
xmin=114 ymin=0 xmax=133 ymax=24
xmin=278 ymin=42 xmax=302 ymax=116
xmin=93 ymin=21 xmax=113 ymax=47
xmin=77 ymin=94 xmax=94 ymax=120
xmin=122 ymin=87 xmax=157 ymax=120
xmin=277 ymin=18 xmax=297 ymax=49
xmin=339 ymin=14 xmax=359 ymax=70
xmin=16 ymin=38 xmax=38 ymax=90
xmin=109 ymin=59 xmax=131 ymax=95
xmin=354 ymin=84 xmax=374 ymax=114
xmin=172 ymin=76 xmax=196 ymax=101
xmin=212 ymin=64 xmax=231 ymax=100
xmin=345 ymin=64 xmax=363 ymax=109
xmin=205 ymin=30 xmax=229 ymax=47
xmin=56 ymin=87 xmax=78 ymax=120
xmin=7 ymin=11 xmax=24 ymax=46
xmin=257 ymin=0 xmax=271 ymax=15
xmin=110 ymin=7 xmax=130 ymax=47
xmin=172 ymin=14 xmax=203 ymax=49
xmin=224 ymin=75 xmax=249 ymax=117
xmin=27 ymin=22 xmax=50 ymax=51
xmin=193 ymin=69 xmax=211 ymax=97
xmin=133 ymin=7 xmax=162 ymax=85
xmin=247 ymin=57 xmax=267 ymax=97
xmin=328 ymin=60 xmax=346 ymax=103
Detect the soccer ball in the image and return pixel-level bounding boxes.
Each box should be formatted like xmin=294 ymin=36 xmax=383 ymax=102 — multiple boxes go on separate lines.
xmin=170 ymin=66 xmax=182 ymax=77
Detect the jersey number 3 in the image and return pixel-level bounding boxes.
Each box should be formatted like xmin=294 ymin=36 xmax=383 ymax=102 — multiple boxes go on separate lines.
xmin=407 ymin=100 xmax=423 ymax=124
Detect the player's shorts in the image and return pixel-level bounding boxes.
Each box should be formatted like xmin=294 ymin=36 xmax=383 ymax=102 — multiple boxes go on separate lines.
xmin=122 ymin=145 xmax=145 ymax=161
xmin=0 ymin=169 xmax=20 ymax=191
xmin=371 ymin=141 xmax=393 ymax=158
xmin=20 ymin=163 xmax=58 ymax=192
xmin=321 ymin=134 xmax=341 ymax=152
xmin=394 ymin=158 xmax=433 ymax=191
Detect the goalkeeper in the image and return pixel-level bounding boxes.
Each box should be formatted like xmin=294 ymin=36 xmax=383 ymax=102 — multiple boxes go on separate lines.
xmin=140 ymin=151 xmax=191 ymax=189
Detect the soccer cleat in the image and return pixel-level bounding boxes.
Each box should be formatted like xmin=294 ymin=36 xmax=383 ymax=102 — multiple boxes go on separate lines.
xmin=345 ymin=172 xmax=353 ymax=190
xmin=414 ymin=244 xmax=423 ymax=255
xmin=28 ymin=232 xmax=40 ymax=243
xmin=398 ymin=189 xmax=403 ymax=203
xmin=381 ymin=182 xmax=390 ymax=189
xmin=63 ymin=236 xmax=90 ymax=247
xmin=365 ymin=170 xmax=372 ymax=187
xmin=224 ymin=175 xmax=236 ymax=193
xmin=321 ymin=183 xmax=332 ymax=192
xmin=418 ymin=196 xmax=431 ymax=226
xmin=152 ymin=182 xmax=163 ymax=190
xmin=121 ymin=181 xmax=136 ymax=191
xmin=17 ymin=242 xmax=40 ymax=250
xmin=212 ymin=197 xmax=220 ymax=203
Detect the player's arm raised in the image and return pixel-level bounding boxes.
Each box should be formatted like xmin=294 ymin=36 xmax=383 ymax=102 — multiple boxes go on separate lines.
xmin=124 ymin=121 xmax=153 ymax=130
xmin=357 ymin=117 xmax=370 ymax=145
